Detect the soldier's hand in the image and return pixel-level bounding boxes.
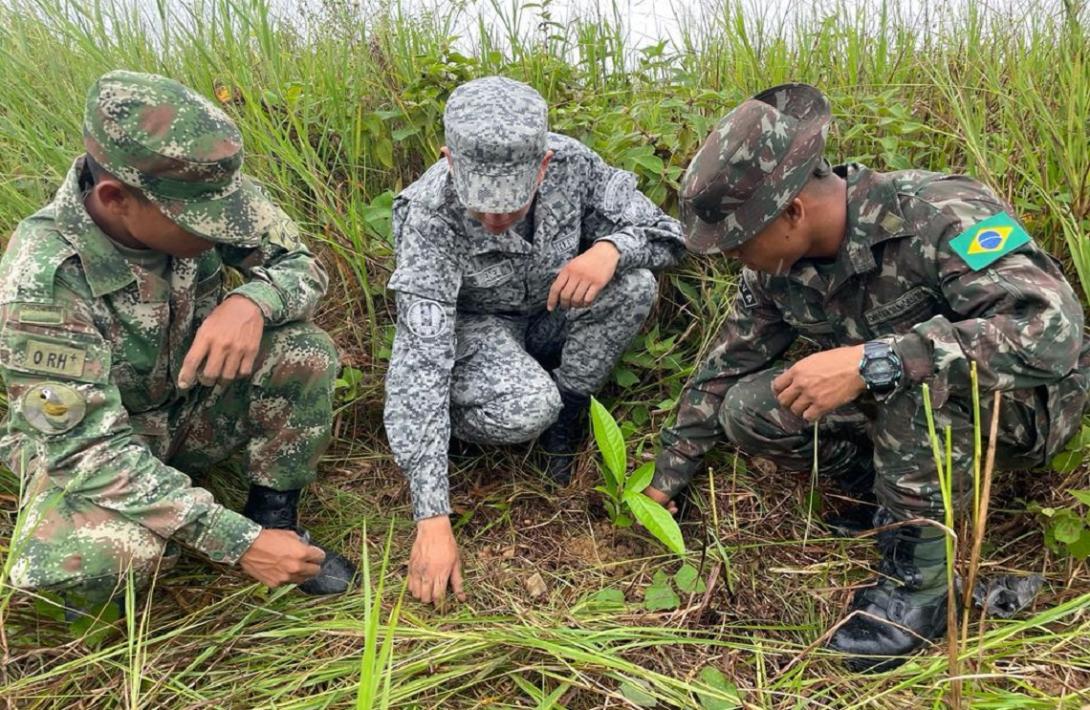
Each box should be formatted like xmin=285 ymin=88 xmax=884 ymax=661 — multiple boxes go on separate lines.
xmin=178 ymin=295 xmax=265 ymax=390
xmin=772 ymin=345 xmax=867 ymax=422
xmin=409 ymin=515 xmax=465 ymax=607
xmin=643 ymin=485 xmax=679 ymax=515
xmin=239 ymin=528 xmax=326 ymax=587
xmin=548 ymin=241 xmax=620 ymax=311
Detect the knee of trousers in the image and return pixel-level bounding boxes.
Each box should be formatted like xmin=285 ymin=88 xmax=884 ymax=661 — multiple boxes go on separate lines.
xmin=717 ymin=370 xmax=792 ymax=450
xmin=454 ymin=376 xmax=562 ymax=444
xmin=254 ymin=322 xmax=339 ymax=392
xmin=8 ymin=492 xmax=168 ymax=595
xmin=591 ymin=268 xmax=658 ymax=320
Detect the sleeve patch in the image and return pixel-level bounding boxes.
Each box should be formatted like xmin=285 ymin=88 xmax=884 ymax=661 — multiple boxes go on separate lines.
xmin=17 ymin=305 xmax=65 ymax=325
xmin=738 ymin=279 xmax=758 ymax=310
xmin=950 ymin=211 xmax=1031 ymax=271
xmin=404 ymin=299 xmax=451 ymax=340
xmin=23 ymin=339 xmax=87 ymax=378
xmin=21 ymin=382 xmax=87 ymax=434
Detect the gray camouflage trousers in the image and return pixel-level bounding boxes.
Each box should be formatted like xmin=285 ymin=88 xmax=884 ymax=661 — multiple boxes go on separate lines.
xmin=451 ymin=268 xmax=657 ymax=444
xmin=720 ymin=365 xmax=1085 ymax=520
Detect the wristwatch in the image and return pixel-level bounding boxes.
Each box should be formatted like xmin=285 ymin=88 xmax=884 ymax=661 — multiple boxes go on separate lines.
xmin=858 ymin=340 xmax=903 ymax=395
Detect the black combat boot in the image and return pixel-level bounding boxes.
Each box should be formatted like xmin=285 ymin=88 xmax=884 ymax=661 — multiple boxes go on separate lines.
xmin=243 ymin=485 xmax=357 ymax=595
xmin=537 ymin=389 xmax=590 ymax=486
xmin=827 ymin=510 xmax=952 ymax=672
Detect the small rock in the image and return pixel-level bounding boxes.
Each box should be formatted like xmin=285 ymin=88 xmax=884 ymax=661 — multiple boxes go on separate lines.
xmin=524 ymin=572 xmax=548 ymax=599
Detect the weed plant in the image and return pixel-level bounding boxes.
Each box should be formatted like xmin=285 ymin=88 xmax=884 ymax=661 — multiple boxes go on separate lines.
xmin=1 ymin=0 xmax=1089 ymax=707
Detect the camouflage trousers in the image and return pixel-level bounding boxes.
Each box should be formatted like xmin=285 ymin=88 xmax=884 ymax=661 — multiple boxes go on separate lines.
xmin=8 ymin=322 xmax=338 ymax=603
xmin=719 ymin=365 xmax=1087 ymax=521
xmin=451 ymin=268 xmax=657 ymax=445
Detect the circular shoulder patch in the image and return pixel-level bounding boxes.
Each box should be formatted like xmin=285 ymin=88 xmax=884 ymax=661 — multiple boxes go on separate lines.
xmin=404 ymin=299 xmax=450 ymax=340
xmin=22 ymin=383 xmax=87 ymax=435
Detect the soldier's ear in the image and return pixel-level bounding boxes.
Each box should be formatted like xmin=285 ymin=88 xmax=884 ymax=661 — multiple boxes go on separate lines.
xmin=535 ymin=150 xmax=555 ymax=185
xmin=782 ymin=197 xmax=805 ymax=228
xmin=93 ymin=179 xmax=132 ymax=216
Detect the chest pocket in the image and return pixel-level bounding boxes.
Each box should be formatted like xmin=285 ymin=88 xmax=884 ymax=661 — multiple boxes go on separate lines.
xmin=864 ymin=286 xmax=938 ymax=337
xmin=783 ymin=313 xmax=837 ymax=348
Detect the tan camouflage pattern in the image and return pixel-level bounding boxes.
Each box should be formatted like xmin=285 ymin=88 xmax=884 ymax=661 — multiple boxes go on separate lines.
xmin=680 ymin=83 xmax=831 ymax=255
xmin=1 ymin=158 xmax=333 ymax=600
xmin=386 ymin=132 xmax=684 ymax=520
xmin=83 ymin=70 xmax=277 ymax=246
xmin=656 ymin=164 xmax=1090 ymax=519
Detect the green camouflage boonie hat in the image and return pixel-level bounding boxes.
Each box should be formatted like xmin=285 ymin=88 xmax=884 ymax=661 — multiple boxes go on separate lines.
xmin=83 ymin=70 xmax=275 ymax=247
xmin=444 ymin=76 xmax=548 ymax=213
xmin=680 ymin=83 xmax=831 ymax=255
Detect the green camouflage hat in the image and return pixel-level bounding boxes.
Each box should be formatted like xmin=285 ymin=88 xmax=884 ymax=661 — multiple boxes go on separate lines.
xmin=680 ymin=83 xmax=831 ymax=255
xmin=83 ymin=70 xmax=274 ymax=247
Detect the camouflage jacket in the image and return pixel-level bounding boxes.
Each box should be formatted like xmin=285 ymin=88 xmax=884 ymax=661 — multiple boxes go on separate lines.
xmin=654 ymin=163 xmax=1089 ymax=497
xmin=0 ymin=157 xmax=329 ymax=564
xmin=386 ymin=133 xmax=685 ymax=520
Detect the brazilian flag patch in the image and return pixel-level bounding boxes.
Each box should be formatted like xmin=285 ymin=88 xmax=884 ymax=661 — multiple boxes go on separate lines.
xmin=950 ymin=211 xmax=1031 ymax=271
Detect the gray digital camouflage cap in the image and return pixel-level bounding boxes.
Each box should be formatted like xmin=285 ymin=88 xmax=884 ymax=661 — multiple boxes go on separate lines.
xmin=443 ymin=76 xmax=548 ymax=213
xmin=83 ymin=70 xmax=276 ymax=247
xmin=680 ymin=83 xmax=832 ymax=255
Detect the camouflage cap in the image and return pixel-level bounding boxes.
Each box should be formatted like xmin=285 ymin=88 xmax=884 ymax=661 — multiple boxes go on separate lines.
xmin=443 ymin=76 xmax=548 ymax=213
xmin=680 ymin=83 xmax=831 ymax=255
xmin=83 ymin=70 xmax=275 ymax=247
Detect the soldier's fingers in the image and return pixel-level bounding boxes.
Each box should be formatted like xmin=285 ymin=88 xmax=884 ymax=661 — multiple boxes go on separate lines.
xmin=559 ymin=277 xmax=581 ymax=309
xmin=418 ymin=575 xmax=433 ymax=604
xmin=294 ymin=562 xmax=321 ymax=581
xmin=220 ymin=350 xmax=244 ymax=383
xmin=776 ymin=382 xmax=802 ymax=408
xmin=802 ymin=403 xmax=824 ymax=422
xmin=199 ymin=344 xmax=228 ymax=387
xmin=790 ymin=396 xmax=811 ymax=418
xmin=238 ymin=349 xmax=259 ymax=379
xmin=583 ymin=283 xmax=602 ymax=306
xmin=771 ymin=369 xmax=793 ymax=394
xmin=547 ymin=272 xmax=569 ymax=311
xmin=179 ymin=334 xmax=211 ymax=389
xmin=451 ymin=562 xmax=466 ymax=602
xmin=408 ymin=570 xmax=420 ymax=599
xmin=432 ymin=573 xmax=448 ymax=609
xmin=571 ymin=280 xmax=593 ymax=308
xmin=304 ymin=545 xmax=326 ymax=564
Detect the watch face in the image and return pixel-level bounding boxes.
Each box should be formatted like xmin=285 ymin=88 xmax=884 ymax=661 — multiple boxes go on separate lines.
xmin=869 ymin=360 xmax=894 ymax=379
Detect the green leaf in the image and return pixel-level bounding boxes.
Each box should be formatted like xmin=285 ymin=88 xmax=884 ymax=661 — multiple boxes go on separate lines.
xmin=619 ymin=677 xmax=659 ymax=707
xmin=613 ymin=366 xmax=640 ymax=388
xmin=1053 ymin=512 xmax=1084 ymax=544
xmin=697 ymin=666 xmax=741 ymax=709
xmin=1068 ymin=529 xmax=1090 ymax=561
xmin=590 ymin=587 xmax=626 ymax=606
xmin=626 ymin=491 xmax=685 ymax=555
xmin=626 ymin=461 xmax=655 ymax=493
xmin=590 ymin=396 xmax=627 ymax=486
xmin=1050 ymin=448 xmax=1084 ymax=474
xmin=674 ymin=563 xmax=706 ymax=594
xmin=391 ymin=125 xmax=420 ymax=142
xmin=643 ymin=570 xmax=680 ymax=611
xmin=1071 ymin=489 xmax=1090 ymax=507
xmin=374 ymin=138 xmax=394 ymax=169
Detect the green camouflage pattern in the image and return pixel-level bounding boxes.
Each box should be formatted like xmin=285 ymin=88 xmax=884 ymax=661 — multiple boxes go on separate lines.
xmin=656 ymin=163 xmax=1090 ymax=520
xmin=679 ymin=83 xmax=831 ymax=255
xmin=83 ymin=70 xmax=276 ymax=247
xmin=1 ymin=157 xmax=334 ymax=600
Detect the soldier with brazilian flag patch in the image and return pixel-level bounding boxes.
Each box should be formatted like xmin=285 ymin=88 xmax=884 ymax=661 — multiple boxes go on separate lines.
xmin=646 ymin=83 xmax=1090 ymax=671
xmin=0 ymin=70 xmax=356 ymax=618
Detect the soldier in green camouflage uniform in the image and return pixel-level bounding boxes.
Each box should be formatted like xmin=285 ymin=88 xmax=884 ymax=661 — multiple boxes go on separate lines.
xmin=648 ymin=84 xmax=1089 ymax=671
xmin=1 ymin=71 xmax=356 ymax=615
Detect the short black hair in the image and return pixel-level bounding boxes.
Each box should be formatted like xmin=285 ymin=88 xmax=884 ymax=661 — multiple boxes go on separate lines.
xmin=84 ymin=154 xmax=149 ymax=203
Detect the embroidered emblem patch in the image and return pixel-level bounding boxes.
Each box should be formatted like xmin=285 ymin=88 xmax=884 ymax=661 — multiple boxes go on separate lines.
xmin=22 ymin=383 xmax=87 ymax=434
xmin=405 ymin=299 xmax=450 ymax=340
xmin=738 ymin=279 xmax=758 ymax=310
xmin=950 ymin=212 xmax=1030 ymax=271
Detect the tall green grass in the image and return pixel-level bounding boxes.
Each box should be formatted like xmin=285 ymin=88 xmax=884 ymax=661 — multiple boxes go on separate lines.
xmin=1 ymin=0 xmax=1089 ymax=706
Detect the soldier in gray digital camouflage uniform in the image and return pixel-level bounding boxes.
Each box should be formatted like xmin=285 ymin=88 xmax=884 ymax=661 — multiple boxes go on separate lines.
xmin=644 ymin=83 xmax=1090 ymax=671
xmin=1 ymin=71 xmax=356 ymax=618
xmin=385 ymin=76 xmax=684 ymax=606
